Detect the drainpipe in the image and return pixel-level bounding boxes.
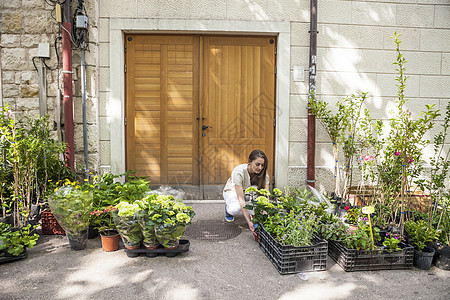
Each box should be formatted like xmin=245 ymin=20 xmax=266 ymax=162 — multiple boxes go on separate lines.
xmin=62 ymin=0 xmax=75 ymax=171
xmin=307 ymin=0 xmax=318 ymax=188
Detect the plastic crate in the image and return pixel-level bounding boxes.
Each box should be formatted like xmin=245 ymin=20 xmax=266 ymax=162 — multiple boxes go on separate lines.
xmin=41 ymin=210 xmax=66 ymax=235
xmin=258 ymin=224 xmax=328 ymax=275
xmin=328 ymin=239 xmax=414 ymax=272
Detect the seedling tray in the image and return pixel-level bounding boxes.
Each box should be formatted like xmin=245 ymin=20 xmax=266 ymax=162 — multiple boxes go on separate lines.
xmin=258 ymin=224 xmax=328 ymax=275
xmin=124 ymin=239 xmax=190 ymax=258
xmin=0 ymin=249 xmax=27 ymax=264
xmin=328 ymin=239 xmax=414 ymax=272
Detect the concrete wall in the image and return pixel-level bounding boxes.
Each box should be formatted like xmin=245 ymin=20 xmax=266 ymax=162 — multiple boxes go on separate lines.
xmin=1 ymin=0 xmax=449 ymax=194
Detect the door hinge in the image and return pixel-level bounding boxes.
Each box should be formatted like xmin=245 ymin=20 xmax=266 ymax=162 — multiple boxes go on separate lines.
xmin=124 ymin=42 xmax=127 ymax=53
xmin=273 ymin=118 xmax=276 ymax=127
xmin=274 ymin=66 xmax=277 ymax=75
xmin=272 ymin=176 xmax=275 ymax=185
xmin=124 ymin=117 xmax=127 ymax=126
xmin=124 ymin=64 xmax=127 ymax=73
xmin=274 ymin=46 xmax=277 ymax=55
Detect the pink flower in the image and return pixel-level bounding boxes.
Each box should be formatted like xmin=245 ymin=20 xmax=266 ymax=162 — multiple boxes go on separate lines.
xmin=345 ymin=206 xmax=350 ymax=211
xmin=408 ymin=159 xmax=414 ymax=163
xmin=362 ymin=155 xmax=374 ymax=161
xmin=395 ymin=151 xmax=401 ymax=156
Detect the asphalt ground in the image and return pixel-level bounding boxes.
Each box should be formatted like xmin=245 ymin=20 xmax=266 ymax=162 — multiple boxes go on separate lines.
xmin=0 ymin=202 xmax=449 ymax=300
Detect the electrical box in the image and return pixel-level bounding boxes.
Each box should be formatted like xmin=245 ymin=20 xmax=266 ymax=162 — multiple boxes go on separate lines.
xmin=38 ymin=43 xmax=50 ymax=58
xmin=293 ymin=65 xmax=304 ymax=82
xmin=76 ymin=15 xmax=88 ymax=29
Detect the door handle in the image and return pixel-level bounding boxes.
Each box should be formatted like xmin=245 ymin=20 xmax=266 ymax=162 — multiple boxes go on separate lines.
xmin=202 ymin=125 xmax=213 ymax=130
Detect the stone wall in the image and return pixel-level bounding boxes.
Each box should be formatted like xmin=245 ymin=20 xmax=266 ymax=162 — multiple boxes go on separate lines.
xmin=0 ymin=0 xmax=100 ymax=175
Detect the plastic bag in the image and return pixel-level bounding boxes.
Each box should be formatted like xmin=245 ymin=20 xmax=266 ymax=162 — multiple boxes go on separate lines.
xmin=307 ymin=185 xmax=334 ymax=215
xmin=146 ymin=186 xmax=185 ymax=200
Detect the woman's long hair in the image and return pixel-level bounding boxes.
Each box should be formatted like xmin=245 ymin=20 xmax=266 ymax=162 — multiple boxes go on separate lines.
xmin=248 ymin=150 xmax=268 ymax=190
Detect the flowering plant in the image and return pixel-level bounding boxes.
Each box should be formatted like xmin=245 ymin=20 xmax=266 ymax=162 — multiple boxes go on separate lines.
xmin=344 ymin=207 xmax=362 ymax=225
xmin=89 ymin=205 xmax=118 ymax=235
xmin=138 ymin=194 xmax=195 ymax=226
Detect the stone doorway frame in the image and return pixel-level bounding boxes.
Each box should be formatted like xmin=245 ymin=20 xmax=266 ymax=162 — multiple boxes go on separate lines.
xmin=109 ymin=19 xmax=290 ymax=188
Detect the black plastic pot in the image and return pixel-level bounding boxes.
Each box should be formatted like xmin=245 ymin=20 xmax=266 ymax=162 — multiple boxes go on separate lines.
xmin=435 ymin=246 xmax=450 ymax=270
xmin=413 ymin=247 xmax=436 ymax=270
xmin=88 ymin=225 xmax=99 ymax=239
xmin=66 ymin=230 xmax=88 ymax=251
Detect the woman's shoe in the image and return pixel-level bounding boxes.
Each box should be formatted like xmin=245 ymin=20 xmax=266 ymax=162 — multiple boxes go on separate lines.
xmin=225 ymin=206 xmax=235 ymax=222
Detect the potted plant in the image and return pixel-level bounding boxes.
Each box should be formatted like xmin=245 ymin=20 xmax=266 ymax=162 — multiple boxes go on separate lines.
xmin=405 ymin=220 xmax=438 ymax=269
xmin=48 ymin=182 xmax=93 ymax=250
xmin=113 ymin=202 xmax=142 ymax=250
xmin=0 ymin=223 xmax=38 ymax=263
xmin=144 ymin=195 xmax=195 ymax=250
xmin=90 ymin=205 xmax=120 ymax=251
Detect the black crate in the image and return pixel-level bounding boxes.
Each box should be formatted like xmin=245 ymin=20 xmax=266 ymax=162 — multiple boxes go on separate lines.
xmin=258 ymin=224 xmax=328 ymax=275
xmin=328 ymin=239 xmax=414 ymax=272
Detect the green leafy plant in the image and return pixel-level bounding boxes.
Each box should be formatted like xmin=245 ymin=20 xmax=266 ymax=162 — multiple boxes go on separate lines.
xmin=405 ymin=220 xmax=438 ymax=251
xmin=0 ymin=223 xmax=39 ymax=256
xmin=48 ymin=182 xmax=93 ymax=236
xmin=383 ymin=237 xmax=401 ymax=253
xmin=343 ymin=206 xmax=362 ymax=225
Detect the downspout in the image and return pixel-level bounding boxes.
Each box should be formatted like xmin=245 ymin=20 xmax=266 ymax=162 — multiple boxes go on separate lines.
xmin=307 ymin=0 xmax=318 ymax=188
xmin=62 ymin=0 xmax=75 ymax=171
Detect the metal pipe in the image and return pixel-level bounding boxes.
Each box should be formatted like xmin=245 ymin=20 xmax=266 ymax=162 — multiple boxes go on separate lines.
xmin=307 ymin=0 xmax=318 ymax=188
xmin=81 ymin=47 xmax=89 ymax=178
xmin=38 ymin=59 xmax=48 ymax=116
xmin=62 ymin=0 xmax=74 ymax=171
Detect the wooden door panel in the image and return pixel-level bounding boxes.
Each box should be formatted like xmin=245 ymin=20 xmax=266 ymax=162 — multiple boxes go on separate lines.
xmin=126 ymin=35 xmax=199 ymax=185
xmin=201 ymin=36 xmax=276 ymax=185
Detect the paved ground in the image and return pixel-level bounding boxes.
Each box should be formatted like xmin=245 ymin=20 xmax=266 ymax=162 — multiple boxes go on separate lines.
xmin=1 ymin=202 xmax=449 ymax=300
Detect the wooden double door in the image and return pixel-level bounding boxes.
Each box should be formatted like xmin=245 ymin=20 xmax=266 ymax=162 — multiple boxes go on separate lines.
xmin=125 ymin=35 xmax=276 ymax=186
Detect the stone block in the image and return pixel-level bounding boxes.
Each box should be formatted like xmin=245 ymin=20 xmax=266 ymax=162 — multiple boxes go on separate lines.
xmin=2 ymin=71 xmax=16 ymax=84
xmin=316 ymin=71 xmax=378 ymax=97
xmin=20 ymin=85 xmax=39 ymax=97
xmin=138 ymin=0 xmax=191 ymax=19
xmin=287 ymin=167 xmax=306 ymax=188
xmin=21 ymin=71 xmax=38 ymax=85
xmin=420 ymin=29 xmax=450 ymax=52
xmin=375 ymin=74 xmax=420 ymax=98
xmin=99 ymin=67 xmax=110 ymax=92
xmin=74 ymin=123 xmax=98 ymax=153
xmin=2 ymin=48 xmax=27 ymax=70
xmin=290 ymin=22 xmax=310 ymax=47
xmin=318 ymin=0 xmax=352 ymax=24
xmin=22 ymin=0 xmax=44 ymax=9
xmin=3 ymin=84 xmax=19 ymax=97
xmin=351 ymin=2 xmax=396 ymax=26
xmin=189 ymin=1 xmax=227 ymax=20
xmin=266 ymin=0 xmax=308 ymax=22
xmin=290 ymin=46 xmax=309 ymax=67
xmin=73 ymin=96 xmax=97 ymax=124
xmin=443 ymin=53 xmax=450 ymax=76
xmin=434 ymin=5 xmax=450 ymax=28
xmin=382 ymin=28 xmax=420 ymax=51
xmin=16 ymin=98 xmax=40 ymax=111
xmin=100 ymin=141 xmax=111 ymax=165
xmin=100 ymin=0 xmax=137 ymax=18
xmin=75 ymin=153 xmax=100 ymax=174
xmin=289 ymin=95 xmax=308 ymax=118
xmin=23 ymin=12 xmax=53 ymax=34
xmin=99 ymin=91 xmax=110 ymax=117
xmin=396 ymin=4 xmax=434 ymax=27
xmin=99 ymin=19 xmax=109 ymax=43
xmin=337 ymin=25 xmax=384 ymax=49
xmin=1 ymin=34 xmax=20 ymax=47
xmin=99 ymin=116 xmax=111 ymax=140
xmin=0 ymin=1 xmax=20 ymax=8
xmin=289 ymin=142 xmax=307 ymax=166
xmin=420 ymin=75 xmax=450 ymax=98
xmin=99 ymin=43 xmax=109 ymax=67
xmin=289 ymin=119 xmax=307 ymax=142
xmin=227 ymin=0 xmax=269 ymax=21
xmin=1 ymin=12 xmax=23 ymax=34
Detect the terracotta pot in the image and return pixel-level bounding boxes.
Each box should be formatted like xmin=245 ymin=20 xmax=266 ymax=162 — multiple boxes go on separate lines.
xmin=100 ymin=231 xmax=120 ymax=252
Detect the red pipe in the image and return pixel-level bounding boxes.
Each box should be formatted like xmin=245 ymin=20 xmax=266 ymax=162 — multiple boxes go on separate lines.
xmin=307 ymin=0 xmax=318 ymax=188
xmin=62 ymin=1 xmax=74 ymax=171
